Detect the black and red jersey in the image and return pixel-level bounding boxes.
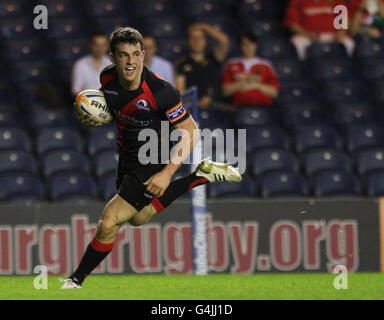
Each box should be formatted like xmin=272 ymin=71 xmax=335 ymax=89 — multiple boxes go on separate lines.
xmin=99 ymin=64 xmax=190 ymax=165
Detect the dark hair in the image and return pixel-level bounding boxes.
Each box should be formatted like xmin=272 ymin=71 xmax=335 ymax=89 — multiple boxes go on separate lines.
xmin=109 ymin=27 xmax=144 ymax=54
xmin=240 ymin=31 xmax=258 ymax=44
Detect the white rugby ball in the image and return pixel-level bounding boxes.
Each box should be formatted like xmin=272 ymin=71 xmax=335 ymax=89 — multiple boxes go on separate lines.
xmin=75 ymin=89 xmax=114 ymax=124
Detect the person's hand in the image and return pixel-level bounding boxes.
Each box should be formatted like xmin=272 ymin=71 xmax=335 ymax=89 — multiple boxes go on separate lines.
xmin=307 ymin=31 xmax=319 ymax=41
xmin=143 ymin=170 xmax=172 ymax=198
xmin=189 ymin=22 xmax=209 ymax=32
xmin=74 ymin=103 xmax=102 ymax=127
xmin=247 ymin=74 xmax=262 ymax=83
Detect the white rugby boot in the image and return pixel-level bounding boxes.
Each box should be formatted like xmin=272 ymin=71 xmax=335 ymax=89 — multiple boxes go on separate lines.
xmin=59 ymin=278 xmax=82 ymax=289
xmin=195 ymin=158 xmax=242 ymax=183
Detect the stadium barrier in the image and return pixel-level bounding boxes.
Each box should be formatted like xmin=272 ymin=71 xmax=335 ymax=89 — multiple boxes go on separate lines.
xmin=0 ymin=198 xmax=383 ymax=275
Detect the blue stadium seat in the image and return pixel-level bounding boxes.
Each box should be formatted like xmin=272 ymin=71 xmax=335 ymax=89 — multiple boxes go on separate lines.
xmin=153 ymin=38 xmax=187 ymax=62
xmin=181 ymin=0 xmax=230 ymax=20
xmin=243 ymin=19 xmax=284 ymax=39
xmin=93 ymin=150 xmax=118 ymax=178
xmin=235 ymin=107 xmax=279 ymax=127
xmin=355 ymin=39 xmax=384 ymax=60
xmin=365 ymin=171 xmax=384 ymax=196
xmin=0 ymin=112 xmax=19 ymax=128
xmin=311 ymin=59 xmax=354 ymax=82
xmin=246 ymin=126 xmax=291 ymax=153
xmin=258 ymin=37 xmax=297 ymax=59
xmin=37 ymin=0 xmax=81 ymax=18
xmin=321 ymin=81 xmax=367 ymax=105
xmin=100 ymin=173 xmax=116 ymax=201
xmin=272 ymin=59 xmax=308 ymax=82
xmin=48 ymin=18 xmax=89 ymax=39
xmin=142 ymin=17 xmax=185 ymax=39
xmin=196 ymin=109 xmax=229 ymax=129
xmin=49 ymin=173 xmax=98 ymax=201
xmin=0 ymin=151 xmax=38 ymax=176
xmin=311 ymin=171 xmax=361 ymax=197
xmin=135 ymin=0 xmax=178 ymax=19
xmin=9 ymin=62 xmax=48 ymax=83
xmin=259 ymin=171 xmax=309 ymax=198
xmin=36 ymin=127 xmax=84 ymax=156
xmin=3 ymin=195 xmax=45 ymax=204
xmin=3 ymin=40 xmax=44 ymax=63
xmin=90 ymin=17 xmax=136 ymax=40
xmin=0 ymin=18 xmax=37 ymax=40
xmin=42 ymin=150 xmax=91 ymax=178
xmin=209 ymin=174 xmax=256 ymax=198
xmin=360 ymin=59 xmax=384 ymax=83
xmin=282 ymin=106 xmax=329 ymax=128
xmin=28 ymin=110 xmax=74 ymax=132
xmin=82 ymin=0 xmax=130 ymax=18
xmin=0 ymin=175 xmax=45 ymax=201
xmin=88 ymin=127 xmax=117 ymax=156
xmin=250 ymin=149 xmax=299 ymax=177
xmin=237 ymin=0 xmax=280 ymax=19
xmin=332 ymin=105 xmax=376 ymax=128
xmin=0 ymin=128 xmax=31 ymax=152
xmin=53 ymin=39 xmax=89 ymax=62
xmin=371 ymin=81 xmax=384 ymax=105
xmin=303 ymin=150 xmax=352 ymax=176
xmin=357 ymin=149 xmax=384 ymax=176
xmin=55 ymin=194 xmax=98 ymax=203
xmin=346 ymin=125 xmax=384 ymax=154
xmin=0 ymin=0 xmax=30 ymax=19
xmin=306 ymin=43 xmax=348 ymax=61
xmin=277 ymin=82 xmax=318 ymax=106
xmin=293 ymin=126 xmax=342 ymax=154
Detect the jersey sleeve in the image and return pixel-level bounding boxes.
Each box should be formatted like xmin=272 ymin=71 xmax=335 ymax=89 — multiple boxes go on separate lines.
xmin=157 ymin=82 xmax=190 ymax=126
xmin=99 ymin=64 xmax=116 ymax=90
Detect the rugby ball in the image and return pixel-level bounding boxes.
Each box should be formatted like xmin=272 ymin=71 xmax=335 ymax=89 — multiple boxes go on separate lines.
xmin=75 ymin=89 xmax=114 ymax=124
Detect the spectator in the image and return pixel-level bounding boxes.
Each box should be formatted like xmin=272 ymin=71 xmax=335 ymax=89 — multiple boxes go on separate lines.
xmin=71 ymin=31 xmax=110 ymax=96
xmin=284 ymin=0 xmax=355 ymax=60
xmin=143 ymin=35 xmax=175 ymax=85
xmin=175 ymin=23 xmax=230 ymax=109
xmin=222 ymin=32 xmax=280 ymax=109
xmin=349 ymin=0 xmax=384 ymax=39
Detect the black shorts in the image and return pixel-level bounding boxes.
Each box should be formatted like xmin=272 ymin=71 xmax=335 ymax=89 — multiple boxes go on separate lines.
xmin=116 ymin=158 xmax=166 ymax=211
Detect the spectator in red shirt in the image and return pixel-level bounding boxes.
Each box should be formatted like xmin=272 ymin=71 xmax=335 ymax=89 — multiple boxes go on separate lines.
xmin=349 ymin=0 xmax=384 ymax=38
xmin=222 ymin=32 xmax=280 ymax=108
xmin=284 ymin=0 xmax=355 ymax=60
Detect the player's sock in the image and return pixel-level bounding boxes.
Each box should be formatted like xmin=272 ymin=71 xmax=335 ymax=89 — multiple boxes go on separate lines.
xmin=151 ymin=172 xmax=208 ymax=212
xmin=70 ymin=237 xmax=115 ymax=285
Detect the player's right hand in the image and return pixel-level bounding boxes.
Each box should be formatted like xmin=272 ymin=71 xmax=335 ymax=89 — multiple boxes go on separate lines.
xmin=74 ymin=103 xmax=102 ymax=127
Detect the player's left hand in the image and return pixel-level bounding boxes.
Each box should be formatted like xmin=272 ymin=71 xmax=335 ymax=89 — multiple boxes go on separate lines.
xmin=143 ymin=170 xmax=172 ymax=198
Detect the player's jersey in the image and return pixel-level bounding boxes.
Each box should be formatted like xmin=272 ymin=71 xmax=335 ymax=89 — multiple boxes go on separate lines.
xmin=100 ymin=65 xmax=190 ymax=165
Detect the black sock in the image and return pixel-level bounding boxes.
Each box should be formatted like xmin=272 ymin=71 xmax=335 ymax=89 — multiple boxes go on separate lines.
xmin=70 ymin=237 xmax=115 ymax=285
xmin=151 ymin=172 xmax=209 ymax=212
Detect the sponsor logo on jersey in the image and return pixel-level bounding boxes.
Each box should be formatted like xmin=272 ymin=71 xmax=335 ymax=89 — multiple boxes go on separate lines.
xmin=103 ymin=89 xmax=118 ymax=96
xmin=134 ymin=99 xmax=150 ymax=111
xmin=166 ymin=102 xmax=186 ymax=123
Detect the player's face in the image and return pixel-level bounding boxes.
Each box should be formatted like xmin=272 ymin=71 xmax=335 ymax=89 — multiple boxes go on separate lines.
xmin=188 ymin=29 xmax=206 ymax=54
xmin=240 ymin=37 xmax=257 ymax=59
xmin=111 ymin=42 xmax=144 ymax=85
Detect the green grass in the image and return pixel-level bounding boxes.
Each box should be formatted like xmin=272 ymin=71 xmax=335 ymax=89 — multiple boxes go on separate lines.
xmin=0 ymin=273 xmax=383 ymax=300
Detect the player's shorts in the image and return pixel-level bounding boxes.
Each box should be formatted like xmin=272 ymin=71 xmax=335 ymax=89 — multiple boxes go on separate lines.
xmin=116 ymin=157 xmax=166 ymax=211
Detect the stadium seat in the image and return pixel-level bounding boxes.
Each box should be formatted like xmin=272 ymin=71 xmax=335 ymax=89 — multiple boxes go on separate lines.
xmin=0 ymin=18 xmax=37 ymax=40
xmin=134 ymin=0 xmax=178 ymax=19
xmin=82 ymin=0 xmax=131 ymax=18
xmin=90 ymin=17 xmax=136 ymax=39
xmin=180 ymin=0 xmax=230 ymax=20
xmin=9 ymin=62 xmax=48 ymax=83
xmin=0 ymin=112 xmax=19 ymax=128
xmin=243 ymin=19 xmax=284 ymax=39
xmin=332 ymin=105 xmax=376 ymax=128
xmin=371 ymin=81 xmax=384 ymax=105
xmin=36 ymin=0 xmax=81 ymax=18
xmin=54 ymin=194 xmax=98 ymax=203
xmin=3 ymin=40 xmax=44 ymax=63
xmin=246 ymin=126 xmax=291 ymax=153
xmin=271 ymin=59 xmax=308 ymax=82
xmin=311 ymin=171 xmax=361 ymax=197
xmin=281 ymin=106 xmax=329 ymax=128
xmin=28 ymin=110 xmax=75 ymax=132
xmin=259 ymin=171 xmax=309 ymax=198
xmin=357 ymin=149 xmax=384 ymax=176
xmin=293 ymin=126 xmax=342 ymax=154
xmin=197 ymin=108 xmax=229 ymax=129
xmin=0 ymin=0 xmax=30 ymax=19
xmin=277 ymin=82 xmax=318 ymax=106
xmin=365 ymin=171 xmax=384 ymax=196
xmin=0 ymin=175 xmax=45 ymax=201
xmin=3 ymin=195 xmax=45 ymax=204
xmin=355 ymin=38 xmax=384 ymax=60
xmin=53 ymin=39 xmax=89 ymax=62
xmin=49 ymin=173 xmax=98 ymax=201
xmin=306 ymin=43 xmax=348 ymax=61
xmin=346 ymin=125 xmax=384 ymax=154
xmin=237 ymin=0 xmax=280 ymax=19
xmin=47 ymin=18 xmax=89 ymax=40
xmin=0 ymin=128 xmax=31 ymax=152
xmin=209 ymin=174 xmax=256 ymax=198
xmin=235 ymin=107 xmax=279 ymax=128
xmin=258 ymin=37 xmax=297 ymax=59
xmin=321 ymin=81 xmax=367 ymax=106
xmin=303 ymin=150 xmax=352 ymax=176
xmin=100 ymin=173 xmax=116 ymax=201
xmin=141 ymin=17 xmax=185 ymax=39
xmin=360 ymin=59 xmax=384 ymax=83
xmin=36 ymin=127 xmax=84 ymax=156
xmin=93 ymin=150 xmax=118 ymax=178
xmin=88 ymin=127 xmax=117 ymax=156
xmin=250 ymin=149 xmax=300 ymax=177
xmin=311 ymin=59 xmax=354 ymax=82
xmin=150 ymin=38 xmax=187 ymax=62
xmin=0 ymin=151 xmax=38 ymax=176
xmin=42 ymin=150 xmax=91 ymax=178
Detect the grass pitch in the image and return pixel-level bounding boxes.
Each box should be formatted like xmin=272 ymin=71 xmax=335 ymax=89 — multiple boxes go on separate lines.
xmin=0 ymin=273 xmax=383 ymax=300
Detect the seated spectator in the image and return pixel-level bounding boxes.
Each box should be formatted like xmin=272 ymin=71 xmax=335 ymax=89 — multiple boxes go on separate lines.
xmin=175 ymin=23 xmax=230 ymax=109
xmin=222 ymin=32 xmax=280 ymax=108
xmin=349 ymin=0 xmax=384 ymax=39
xmin=143 ymin=35 xmax=175 ymax=85
xmin=71 ymin=31 xmax=111 ymax=96
xmin=284 ymin=0 xmax=355 ymax=60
